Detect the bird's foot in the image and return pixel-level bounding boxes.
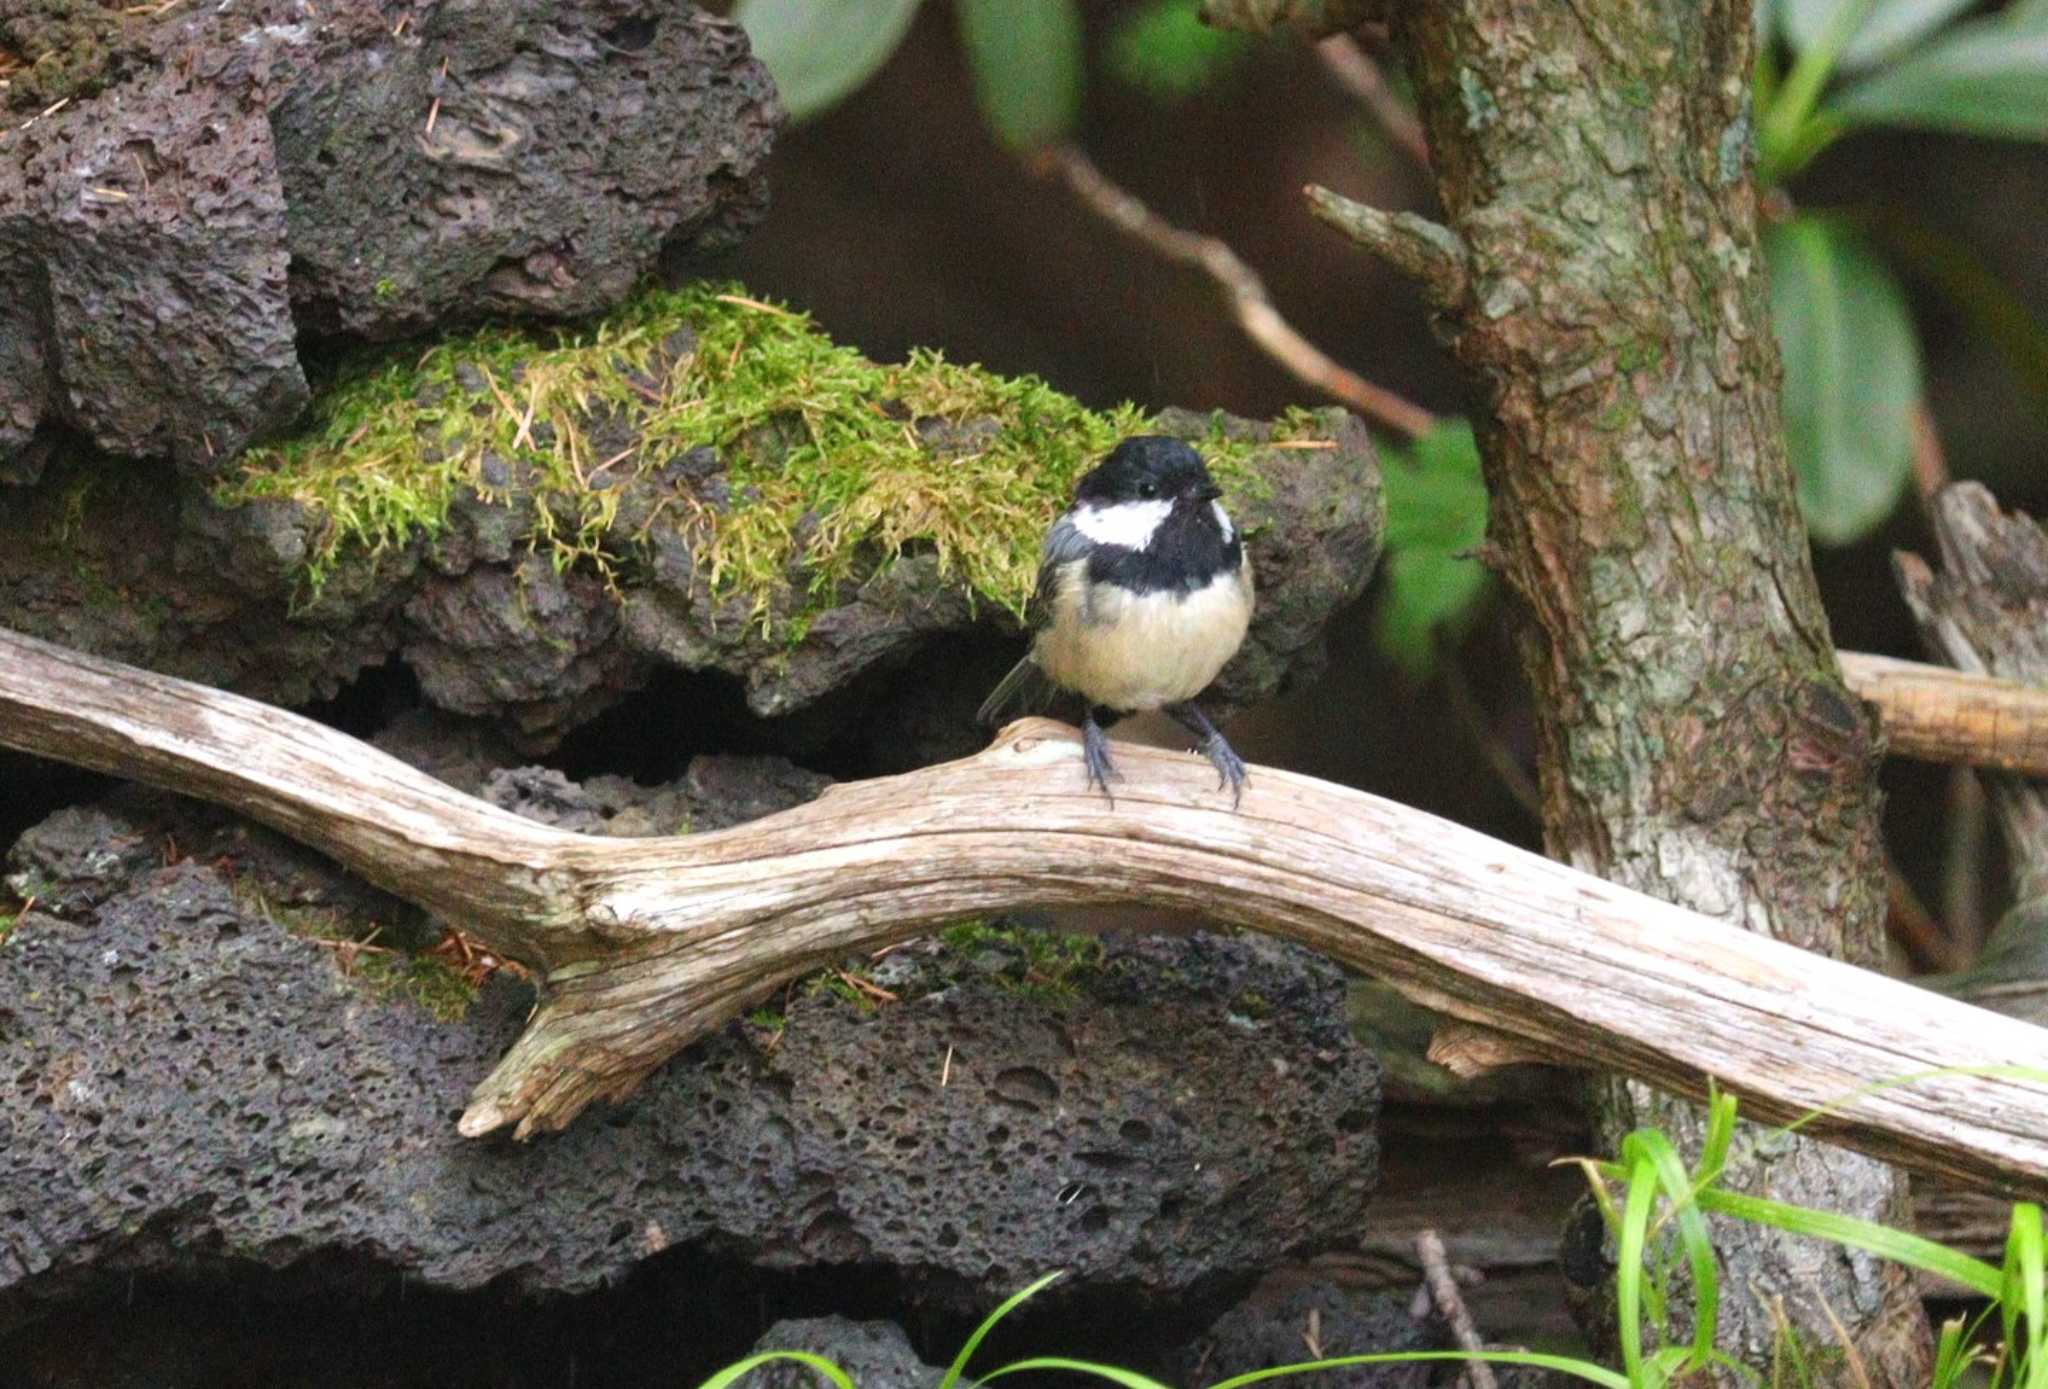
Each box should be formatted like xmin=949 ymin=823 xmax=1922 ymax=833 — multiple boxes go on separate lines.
xmin=1201 ymin=733 xmax=1248 ymax=808
xmin=1164 ymin=701 xmax=1247 ymax=809
xmin=1082 ymin=715 xmax=1122 ymax=805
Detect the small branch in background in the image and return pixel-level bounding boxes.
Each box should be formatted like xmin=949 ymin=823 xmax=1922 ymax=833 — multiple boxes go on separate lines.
xmin=1316 ymin=35 xmax=1430 ymax=169
xmin=1304 ymin=184 xmax=1470 ymax=310
xmin=1885 ymin=859 xmax=1966 ymax=975
xmin=1911 ymin=402 xmax=1950 ymax=507
xmin=1040 ymin=144 xmax=1437 ymax=439
xmin=1944 ymin=765 xmax=1991 ymax=955
xmin=1198 ymin=0 xmax=1378 ymax=38
xmin=1416 ymin=1230 xmax=1498 ymax=1389
xmin=1437 ymin=646 xmax=1541 ymax=820
xmin=1839 ymin=650 xmax=2048 ymax=779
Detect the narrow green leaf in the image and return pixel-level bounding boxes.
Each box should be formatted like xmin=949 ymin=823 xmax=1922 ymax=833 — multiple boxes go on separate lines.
xmin=1614 ymin=1147 xmax=1660 ymax=1387
xmin=1765 ymin=216 xmax=1921 ymax=545
xmin=735 ymin=0 xmax=925 ymax=121
xmin=697 ymin=1352 xmax=858 ymax=1389
xmin=1780 ymin=0 xmax=1976 ymax=70
xmin=955 ymin=0 xmax=1085 ymax=150
xmin=980 ymin=1358 xmax=1176 ymax=1389
xmin=1689 ymin=1184 xmax=2004 ymax=1297
xmin=2003 ymin=1205 xmax=2046 ymax=1389
xmin=1830 ymin=22 xmax=2048 ymax=139
xmin=938 ymin=1270 xmax=1065 ymax=1389
xmin=1374 ymin=419 xmax=1490 ymax=679
xmin=1627 ymin=1129 xmax=1720 ymax=1371
xmin=1200 ymin=1351 xmax=1631 ymax=1389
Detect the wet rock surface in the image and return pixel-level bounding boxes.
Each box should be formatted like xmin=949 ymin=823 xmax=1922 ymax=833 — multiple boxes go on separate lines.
xmin=744 ymin=1317 xmax=938 ymax=1389
xmin=0 ymin=0 xmax=777 ymax=475
xmin=1186 ymin=1281 xmax=1443 ymax=1389
xmin=0 ymin=774 xmax=1382 ymax=1333
xmin=0 ymin=407 xmax=1381 ymax=750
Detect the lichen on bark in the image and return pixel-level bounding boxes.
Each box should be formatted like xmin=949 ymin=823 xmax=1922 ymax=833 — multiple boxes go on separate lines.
xmin=1358 ymin=1 xmax=1926 ymax=1380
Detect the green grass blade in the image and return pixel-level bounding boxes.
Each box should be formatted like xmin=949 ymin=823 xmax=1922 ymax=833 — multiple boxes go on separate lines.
xmin=1689 ymin=1184 xmax=2003 ymax=1296
xmin=1629 ymin=1128 xmax=1720 ymax=1371
xmin=977 ymin=1358 xmax=1175 ymax=1389
xmin=940 ymin=1271 xmax=1066 ymax=1389
xmin=1199 ymin=1350 xmax=1631 ymax=1389
xmin=1614 ymin=1143 xmax=1661 ymax=1386
xmin=2004 ymin=1204 xmax=2046 ymax=1389
xmin=697 ymin=1351 xmax=858 ymax=1389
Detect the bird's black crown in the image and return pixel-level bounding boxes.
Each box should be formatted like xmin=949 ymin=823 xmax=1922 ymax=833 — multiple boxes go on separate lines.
xmin=1074 ymin=436 xmax=1219 ymax=507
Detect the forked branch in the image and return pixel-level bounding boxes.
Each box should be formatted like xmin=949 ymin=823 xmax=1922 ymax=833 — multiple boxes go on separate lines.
xmin=4 ymin=625 xmax=2048 ymax=1194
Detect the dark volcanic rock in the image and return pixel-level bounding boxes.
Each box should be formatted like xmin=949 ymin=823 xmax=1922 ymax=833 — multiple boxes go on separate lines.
xmin=744 ymin=1318 xmax=936 ymax=1389
xmin=0 ymin=0 xmax=777 ymax=475
xmin=0 ymin=788 xmax=1382 ymax=1331
xmin=1185 ymin=1282 xmax=1443 ymax=1389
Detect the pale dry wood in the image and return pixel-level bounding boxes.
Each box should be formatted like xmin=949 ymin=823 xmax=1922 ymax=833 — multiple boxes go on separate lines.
xmin=1841 ymin=651 xmax=2048 ymax=779
xmin=5 ymin=624 xmax=2048 ymax=1194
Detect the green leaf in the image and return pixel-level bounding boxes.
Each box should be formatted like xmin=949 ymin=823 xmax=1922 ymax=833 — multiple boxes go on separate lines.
xmin=1201 ymin=1351 xmax=1630 ymax=1389
xmin=1765 ymin=216 xmax=1921 ymax=546
xmin=1779 ymin=0 xmax=1974 ymax=71
xmin=1374 ymin=419 xmax=1489 ymax=680
xmin=938 ymin=1271 xmax=1064 ymax=1389
xmin=956 ymin=0 xmax=1085 ymax=150
xmin=696 ymin=1352 xmax=858 ymax=1389
xmin=1107 ymin=0 xmax=1250 ymax=102
xmin=1830 ymin=21 xmax=2048 ymax=139
xmin=734 ymin=0 xmax=925 ymax=121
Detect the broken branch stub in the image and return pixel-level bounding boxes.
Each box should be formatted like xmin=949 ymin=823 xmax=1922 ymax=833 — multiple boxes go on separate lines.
xmin=4 ymin=624 xmax=2048 ymax=1190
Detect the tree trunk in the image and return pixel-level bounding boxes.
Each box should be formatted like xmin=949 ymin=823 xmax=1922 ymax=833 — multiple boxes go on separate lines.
xmin=1361 ymin=2 xmax=1929 ymax=1379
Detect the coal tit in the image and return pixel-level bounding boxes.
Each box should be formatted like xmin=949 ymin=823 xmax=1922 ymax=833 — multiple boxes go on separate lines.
xmin=978 ymin=436 xmax=1254 ymax=805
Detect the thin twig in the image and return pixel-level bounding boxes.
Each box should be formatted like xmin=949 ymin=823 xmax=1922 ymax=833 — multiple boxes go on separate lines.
xmin=1416 ymin=1230 xmax=1497 ymax=1389
xmin=1437 ymin=646 xmax=1540 ymax=819
xmin=1039 ymin=144 xmax=1438 ymax=440
xmin=1885 ymin=859 xmax=1965 ymax=974
xmin=1911 ymin=402 xmax=1949 ymax=508
xmin=1317 ymin=35 xmax=1429 ymax=168
xmin=1943 ymin=764 xmax=1990 ymax=955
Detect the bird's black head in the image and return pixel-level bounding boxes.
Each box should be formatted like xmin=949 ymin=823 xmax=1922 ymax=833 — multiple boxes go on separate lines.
xmin=1073 ymin=436 xmax=1222 ymax=508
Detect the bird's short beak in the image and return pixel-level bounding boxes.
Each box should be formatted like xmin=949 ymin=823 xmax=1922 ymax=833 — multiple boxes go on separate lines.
xmin=1195 ymin=483 xmax=1223 ymax=502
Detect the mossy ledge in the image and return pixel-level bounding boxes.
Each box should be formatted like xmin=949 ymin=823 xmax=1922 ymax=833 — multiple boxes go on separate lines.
xmin=218 ymin=281 xmax=1311 ymax=636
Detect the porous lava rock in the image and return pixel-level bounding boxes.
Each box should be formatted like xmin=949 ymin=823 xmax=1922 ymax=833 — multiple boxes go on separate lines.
xmin=0 ymin=775 xmax=1382 ymax=1332
xmin=0 ymin=0 xmax=776 ymax=475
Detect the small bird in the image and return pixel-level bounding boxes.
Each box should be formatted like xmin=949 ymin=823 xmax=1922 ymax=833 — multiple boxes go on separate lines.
xmin=978 ymin=435 xmax=1254 ymax=805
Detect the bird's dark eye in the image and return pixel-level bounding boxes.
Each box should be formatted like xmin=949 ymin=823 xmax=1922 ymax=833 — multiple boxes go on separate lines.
xmin=1136 ymin=481 xmax=1158 ymax=499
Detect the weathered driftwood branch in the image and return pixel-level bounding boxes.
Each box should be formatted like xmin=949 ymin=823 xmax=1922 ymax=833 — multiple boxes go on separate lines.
xmin=5 ymin=625 xmax=2048 ymax=1192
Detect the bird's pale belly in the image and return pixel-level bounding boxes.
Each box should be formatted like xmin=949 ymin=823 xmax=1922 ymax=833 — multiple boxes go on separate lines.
xmin=1034 ymin=561 xmax=1253 ymax=712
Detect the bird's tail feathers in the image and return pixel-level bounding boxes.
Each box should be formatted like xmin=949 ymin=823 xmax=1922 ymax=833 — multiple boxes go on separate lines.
xmin=977 ymin=656 xmax=1057 ymax=728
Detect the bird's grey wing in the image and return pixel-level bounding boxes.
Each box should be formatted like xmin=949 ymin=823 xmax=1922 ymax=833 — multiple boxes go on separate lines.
xmin=1024 ymin=513 xmax=1092 ymax=630
xmin=979 ymin=515 xmax=1090 ymax=727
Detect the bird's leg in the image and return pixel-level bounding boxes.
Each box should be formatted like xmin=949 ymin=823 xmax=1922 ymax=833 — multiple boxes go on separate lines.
xmin=1164 ymin=701 xmax=1248 ymax=808
xmin=1082 ymin=706 xmax=1122 ymax=804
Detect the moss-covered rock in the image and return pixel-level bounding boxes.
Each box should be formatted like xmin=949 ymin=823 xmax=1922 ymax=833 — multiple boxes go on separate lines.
xmin=1 ymin=282 xmax=1383 ymax=746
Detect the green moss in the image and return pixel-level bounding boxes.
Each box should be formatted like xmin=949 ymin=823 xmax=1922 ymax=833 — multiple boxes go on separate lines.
xmin=260 ymin=899 xmax=479 ymax=1022
xmin=0 ymin=912 xmax=18 ymax=949
xmin=939 ymin=917 xmax=1106 ymax=1002
xmin=215 ymin=281 xmax=1312 ymax=633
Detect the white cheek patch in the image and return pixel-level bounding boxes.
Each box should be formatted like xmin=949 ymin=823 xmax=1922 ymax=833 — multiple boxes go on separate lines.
xmin=1071 ymin=498 xmax=1172 ymax=550
xmin=1211 ymin=500 xmax=1235 ymax=542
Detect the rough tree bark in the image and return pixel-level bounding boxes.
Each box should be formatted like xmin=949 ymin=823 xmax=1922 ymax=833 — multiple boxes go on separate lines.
xmin=1290 ymin=2 xmax=1930 ymax=1380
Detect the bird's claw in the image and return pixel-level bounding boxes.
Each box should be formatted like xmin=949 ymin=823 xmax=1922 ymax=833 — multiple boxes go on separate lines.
xmin=1202 ymin=733 xmax=1248 ymax=809
xmin=1083 ymin=719 xmax=1123 ymax=806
